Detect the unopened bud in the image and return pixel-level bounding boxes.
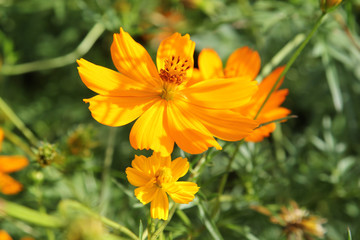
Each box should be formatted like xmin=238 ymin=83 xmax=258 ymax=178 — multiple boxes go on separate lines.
xmin=33 ymin=141 xmax=61 ymax=167
xmin=320 ymin=0 xmax=342 ymax=12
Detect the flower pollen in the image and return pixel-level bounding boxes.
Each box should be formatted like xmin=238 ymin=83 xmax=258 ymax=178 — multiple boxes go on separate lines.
xmin=155 ymin=167 xmax=172 ymax=187
xmin=160 ymin=56 xmax=190 ymax=100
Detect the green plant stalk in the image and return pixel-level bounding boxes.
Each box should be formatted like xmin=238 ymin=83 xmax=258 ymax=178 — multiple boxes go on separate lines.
xmin=0 ymin=198 xmax=64 ymax=228
xmin=211 ymin=140 xmax=244 ymax=218
xmin=0 ymin=97 xmax=39 ymax=146
xmin=0 ymin=22 xmax=105 ymax=75
xmin=150 ymin=203 xmax=179 ymax=240
xmin=254 ymin=12 xmax=326 ymax=120
xmin=2 ymin=128 xmax=36 ymax=158
xmin=99 ymin=127 xmax=117 ymax=215
xmin=59 ymin=200 xmax=139 ymax=240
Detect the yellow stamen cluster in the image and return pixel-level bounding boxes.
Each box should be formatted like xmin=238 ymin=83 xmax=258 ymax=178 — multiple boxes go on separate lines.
xmin=159 ymin=56 xmax=191 ymax=100
xmin=155 ymin=167 xmax=172 ymax=188
xmin=159 ymin=56 xmax=190 ymax=85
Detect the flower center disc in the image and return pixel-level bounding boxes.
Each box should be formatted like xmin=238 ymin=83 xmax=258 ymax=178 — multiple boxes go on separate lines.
xmin=159 ymin=56 xmax=190 ymax=100
xmin=155 ymin=167 xmax=172 ymax=187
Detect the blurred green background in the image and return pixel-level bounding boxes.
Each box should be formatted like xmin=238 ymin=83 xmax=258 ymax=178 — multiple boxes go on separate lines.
xmin=1 ymin=0 xmax=360 ymax=239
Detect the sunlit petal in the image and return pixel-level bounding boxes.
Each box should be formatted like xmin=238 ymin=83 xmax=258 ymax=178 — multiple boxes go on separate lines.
xmin=198 ymin=49 xmax=224 ymax=79
xmin=170 ymin=157 xmax=189 ymax=181
xmin=156 ymin=33 xmax=195 ymax=79
xmin=166 ymin=100 xmax=221 ymax=154
xmin=164 ymin=182 xmax=199 ymax=204
xmin=184 ymin=101 xmax=259 ymax=141
xmin=77 ymin=58 xmax=158 ymax=96
xmin=182 ymin=77 xmax=258 ymax=109
xmin=150 ymin=189 xmax=169 ymax=220
xmin=111 ymin=28 xmax=161 ymax=87
xmin=130 ymin=100 xmax=174 ymax=156
xmin=84 ymin=95 xmax=158 ymax=127
xmin=224 ymin=46 xmax=261 ymax=80
xmin=134 ymin=185 xmax=158 ymax=205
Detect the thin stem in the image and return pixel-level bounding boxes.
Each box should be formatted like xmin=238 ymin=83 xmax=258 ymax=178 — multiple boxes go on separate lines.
xmin=254 ymin=13 xmax=326 ymax=120
xmin=150 ymin=203 xmax=179 ymax=240
xmin=59 ymin=200 xmax=139 ymax=240
xmin=2 ymin=128 xmax=36 ymax=158
xmin=0 ymin=198 xmax=64 ymax=228
xmin=99 ymin=127 xmax=117 ymax=215
xmin=0 ymin=22 xmax=105 ymax=75
xmin=211 ymin=140 xmax=244 ymax=218
xmin=0 ymin=97 xmax=39 ymax=146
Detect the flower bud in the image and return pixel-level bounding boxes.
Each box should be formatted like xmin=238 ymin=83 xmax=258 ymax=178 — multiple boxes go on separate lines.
xmin=320 ymin=0 xmax=342 ymax=12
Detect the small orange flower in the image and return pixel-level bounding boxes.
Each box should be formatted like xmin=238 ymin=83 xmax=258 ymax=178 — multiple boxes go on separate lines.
xmin=126 ymin=153 xmax=199 ymax=220
xmin=0 ymin=128 xmax=28 ymax=195
xmin=195 ymin=48 xmax=290 ymax=142
xmin=78 ymin=29 xmax=258 ymax=156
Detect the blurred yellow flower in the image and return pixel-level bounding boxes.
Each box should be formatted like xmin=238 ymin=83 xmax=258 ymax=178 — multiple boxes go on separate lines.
xmin=0 ymin=128 xmax=28 ymax=195
xmin=0 ymin=230 xmax=12 ymax=240
xmin=126 ymin=153 xmax=199 ymax=220
xmin=252 ymin=201 xmax=326 ymax=240
xmin=194 ymin=48 xmax=290 ymax=142
xmin=78 ymin=29 xmax=258 ymax=156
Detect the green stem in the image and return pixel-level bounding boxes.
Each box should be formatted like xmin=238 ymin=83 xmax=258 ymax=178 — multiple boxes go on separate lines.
xmin=150 ymin=203 xmax=179 ymax=240
xmin=59 ymin=200 xmax=139 ymax=240
xmin=2 ymin=128 xmax=36 ymax=158
xmin=254 ymin=13 xmax=326 ymax=120
xmin=99 ymin=127 xmax=117 ymax=215
xmin=0 ymin=22 xmax=105 ymax=75
xmin=0 ymin=198 xmax=64 ymax=228
xmin=0 ymin=97 xmax=39 ymax=146
xmin=211 ymin=140 xmax=244 ymax=218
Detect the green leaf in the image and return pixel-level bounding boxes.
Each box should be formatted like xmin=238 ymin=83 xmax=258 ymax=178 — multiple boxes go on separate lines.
xmin=197 ymin=199 xmax=224 ymax=240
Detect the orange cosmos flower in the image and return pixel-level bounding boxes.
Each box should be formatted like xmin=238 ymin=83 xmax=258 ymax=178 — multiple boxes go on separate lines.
xmin=78 ymin=29 xmax=258 ymax=156
xmin=195 ymin=48 xmax=290 ymax=142
xmin=0 ymin=128 xmax=28 ymax=195
xmin=126 ymin=153 xmax=199 ymax=220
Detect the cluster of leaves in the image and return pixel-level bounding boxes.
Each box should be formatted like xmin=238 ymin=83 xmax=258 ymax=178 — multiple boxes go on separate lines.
xmin=1 ymin=0 xmax=360 ymax=239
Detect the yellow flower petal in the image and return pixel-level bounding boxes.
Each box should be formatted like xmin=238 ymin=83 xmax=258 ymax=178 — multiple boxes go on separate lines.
xmin=183 ymin=101 xmax=258 ymax=141
xmin=166 ymin=100 xmax=221 ymax=154
xmin=111 ymin=28 xmax=161 ymax=87
xmin=182 ymin=77 xmax=257 ymax=109
xmin=150 ymin=189 xmax=169 ymax=220
xmin=224 ymin=46 xmax=261 ymax=80
xmin=198 ymin=49 xmax=224 ymax=80
xmin=0 ymin=230 xmax=12 ymax=240
xmin=255 ymin=66 xmax=285 ymax=100
xmin=130 ymin=100 xmax=174 ymax=156
xmin=84 ymin=95 xmax=158 ymax=127
xmin=134 ymin=185 xmax=158 ymax=205
xmin=156 ymin=33 xmax=195 ymax=79
xmin=170 ymin=157 xmax=189 ymax=181
xmin=126 ymin=167 xmax=153 ymax=187
xmin=0 ymin=173 xmax=23 ymax=195
xmin=77 ymin=58 xmax=158 ymax=96
xmin=164 ymin=182 xmax=199 ymax=204
xmin=245 ymin=123 xmax=276 ymax=142
xmin=0 ymin=156 xmax=28 ymax=173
